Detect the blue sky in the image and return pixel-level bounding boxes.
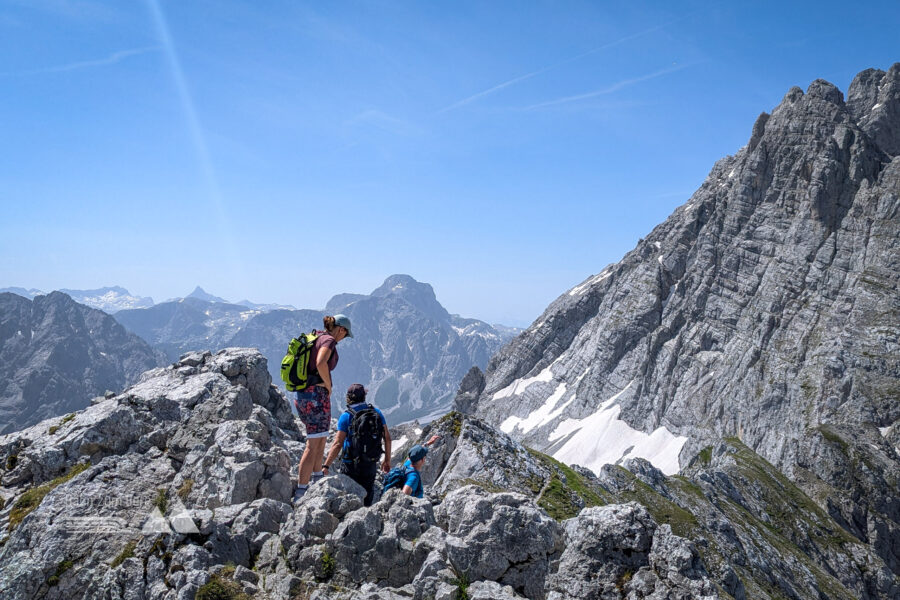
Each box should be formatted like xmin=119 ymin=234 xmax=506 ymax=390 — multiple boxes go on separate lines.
xmin=1 ymin=0 xmax=897 ymax=326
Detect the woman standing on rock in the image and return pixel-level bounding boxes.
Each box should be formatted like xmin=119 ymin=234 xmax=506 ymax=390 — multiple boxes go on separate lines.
xmin=293 ymin=314 xmax=353 ymax=504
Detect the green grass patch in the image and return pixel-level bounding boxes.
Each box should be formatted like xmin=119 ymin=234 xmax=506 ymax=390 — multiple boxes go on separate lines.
xmin=724 ymin=438 xmax=855 ymax=546
xmin=816 ymin=426 xmax=849 ymax=454
xmin=670 ymin=475 xmax=706 ymax=500
xmin=49 ymin=414 xmax=76 ymax=435
xmin=615 ymin=569 xmax=633 ymax=594
xmin=525 ymin=447 xmax=609 ymax=520
xmin=148 ymin=536 xmax=167 ymax=559
xmin=434 ymin=411 xmax=463 ymax=438
xmin=154 ymin=489 xmax=168 ymax=514
xmin=612 ymin=466 xmax=698 ymax=538
xmin=47 ymin=559 xmax=74 ymax=586
xmin=110 ymin=539 xmax=137 ymax=568
xmin=176 ymin=479 xmax=194 ymax=501
xmin=195 ymin=573 xmax=250 ymax=600
xmin=718 ymin=495 xmax=853 ymax=599
xmin=528 ymin=448 xmax=610 ymax=503
xmin=697 ymin=446 xmax=712 ymax=466
xmin=450 ymin=566 xmax=470 ymax=600
xmin=538 ymin=477 xmax=583 ymax=520
xmin=318 ymin=550 xmax=335 ymax=581
xmin=525 ymin=474 xmax=544 ymax=494
xmin=8 ymin=463 xmax=90 ymax=530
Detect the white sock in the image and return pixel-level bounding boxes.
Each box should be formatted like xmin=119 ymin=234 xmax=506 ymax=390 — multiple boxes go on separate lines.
xmin=296 ymin=484 xmax=308 ymax=490
xmin=312 ymin=471 xmax=323 ymax=477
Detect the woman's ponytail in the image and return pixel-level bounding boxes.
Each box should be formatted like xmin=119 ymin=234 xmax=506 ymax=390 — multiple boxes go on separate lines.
xmin=323 ymin=315 xmax=336 ymax=333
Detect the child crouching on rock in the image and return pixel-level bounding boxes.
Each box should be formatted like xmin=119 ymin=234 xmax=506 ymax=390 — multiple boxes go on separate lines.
xmin=383 ymin=435 xmax=440 ymax=498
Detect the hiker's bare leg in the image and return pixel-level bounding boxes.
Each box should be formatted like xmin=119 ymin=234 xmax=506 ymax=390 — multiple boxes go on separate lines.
xmin=298 ymin=436 xmax=327 ymax=485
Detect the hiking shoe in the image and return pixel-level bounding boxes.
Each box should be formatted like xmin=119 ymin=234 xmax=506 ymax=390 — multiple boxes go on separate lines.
xmin=310 ymin=471 xmax=325 ymax=484
xmin=291 ymin=486 xmax=308 ymax=506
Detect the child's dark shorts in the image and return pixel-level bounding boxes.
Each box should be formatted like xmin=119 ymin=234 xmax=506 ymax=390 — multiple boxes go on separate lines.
xmin=294 ymin=386 xmax=331 ymax=438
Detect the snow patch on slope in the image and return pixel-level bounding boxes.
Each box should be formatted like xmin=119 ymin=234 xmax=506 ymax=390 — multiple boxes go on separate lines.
xmin=568 ymin=271 xmax=611 ymax=296
xmin=501 ymin=382 xmax=567 ymax=434
xmin=549 ymin=381 xmax=687 ymax=475
xmin=492 ymin=365 xmax=554 ymax=401
xmin=500 ymin=366 xmax=592 ymax=435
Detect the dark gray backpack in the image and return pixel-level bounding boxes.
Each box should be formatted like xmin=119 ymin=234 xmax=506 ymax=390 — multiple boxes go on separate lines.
xmin=347 ymin=405 xmax=383 ymax=464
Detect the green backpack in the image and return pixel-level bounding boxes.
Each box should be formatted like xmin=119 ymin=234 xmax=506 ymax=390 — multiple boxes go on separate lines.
xmin=280 ymin=330 xmax=318 ymax=391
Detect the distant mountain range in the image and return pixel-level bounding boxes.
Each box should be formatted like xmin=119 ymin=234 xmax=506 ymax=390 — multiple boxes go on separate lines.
xmin=0 ymin=286 xmax=154 ymax=313
xmin=0 ymin=286 xmax=297 ymax=314
xmin=0 ymin=277 xmax=518 ymax=429
xmin=0 ymin=291 xmax=164 ymax=434
xmin=114 ymin=274 xmax=520 ymax=423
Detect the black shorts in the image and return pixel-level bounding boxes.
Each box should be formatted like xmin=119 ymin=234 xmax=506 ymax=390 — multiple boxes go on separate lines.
xmin=339 ymin=460 xmax=378 ymax=507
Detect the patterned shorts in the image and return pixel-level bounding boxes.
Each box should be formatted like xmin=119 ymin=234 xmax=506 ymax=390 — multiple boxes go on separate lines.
xmin=294 ymin=386 xmax=331 ymax=438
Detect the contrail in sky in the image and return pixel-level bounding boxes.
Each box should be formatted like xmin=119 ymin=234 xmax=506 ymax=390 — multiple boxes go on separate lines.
xmin=145 ymin=0 xmax=242 ymax=275
xmin=1 ymin=46 xmax=158 ymax=76
xmin=522 ymin=63 xmax=693 ymax=110
xmin=436 ymin=17 xmax=685 ymax=114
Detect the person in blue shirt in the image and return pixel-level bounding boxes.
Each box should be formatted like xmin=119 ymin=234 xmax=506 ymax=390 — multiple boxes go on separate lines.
xmin=401 ymin=435 xmax=440 ymax=498
xmin=323 ymin=384 xmax=391 ymax=506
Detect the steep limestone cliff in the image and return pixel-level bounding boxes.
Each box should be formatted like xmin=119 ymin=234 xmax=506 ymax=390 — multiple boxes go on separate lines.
xmin=468 ymin=65 xmax=900 ymax=574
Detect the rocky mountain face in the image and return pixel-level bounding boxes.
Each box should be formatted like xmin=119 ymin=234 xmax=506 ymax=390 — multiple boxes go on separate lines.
xmin=119 ymin=275 xmax=518 ymax=424
xmin=311 ymin=275 xmax=516 ymax=423
xmin=115 ymin=298 xmax=266 ymax=362
xmin=0 ymin=352 xmax=895 ymax=599
xmin=0 ymin=286 xmax=154 ymax=313
xmin=465 ymin=65 xmax=900 ymax=577
xmin=0 ymin=292 xmax=164 ymax=435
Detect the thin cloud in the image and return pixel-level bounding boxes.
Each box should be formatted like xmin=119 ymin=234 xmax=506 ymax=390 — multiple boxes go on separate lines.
xmin=345 ymin=109 xmax=423 ymax=136
xmin=2 ymin=46 xmax=158 ymax=76
xmin=438 ymin=69 xmax=547 ymax=114
xmin=436 ymin=16 xmax=687 ymax=114
xmin=522 ymin=63 xmax=693 ymax=110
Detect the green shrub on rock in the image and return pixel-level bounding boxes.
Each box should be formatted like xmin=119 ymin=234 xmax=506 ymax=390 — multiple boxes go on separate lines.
xmin=195 ymin=573 xmax=250 ymax=600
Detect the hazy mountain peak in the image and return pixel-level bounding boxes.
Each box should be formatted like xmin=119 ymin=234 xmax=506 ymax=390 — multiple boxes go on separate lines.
xmin=324 ymin=292 xmax=367 ymax=313
xmin=186 ymin=286 xmax=228 ymax=303
xmin=369 ymin=274 xmax=449 ymax=320
xmin=0 ymin=286 xmax=45 ymax=298
xmin=371 ymin=274 xmax=431 ymax=296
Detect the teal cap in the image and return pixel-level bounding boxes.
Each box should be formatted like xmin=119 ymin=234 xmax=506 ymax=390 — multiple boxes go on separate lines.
xmin=334 ymin=314 xmax=353 ymax=338
xmin=409 ymin=444 xmax=428 ymax=462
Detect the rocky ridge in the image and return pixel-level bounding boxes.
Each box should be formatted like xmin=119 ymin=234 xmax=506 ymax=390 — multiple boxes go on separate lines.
xmin=466 ymin=66 xmax=900 ymax=574
xmin=0 ymin=291 xmax=164 ymax=434
xmin=1 ymin=350 xmax=896 ymax=599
